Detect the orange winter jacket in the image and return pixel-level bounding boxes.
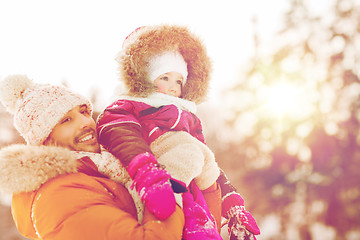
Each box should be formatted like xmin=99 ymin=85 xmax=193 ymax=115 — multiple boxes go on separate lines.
xmin=0 ymin=144 xmax=184 ymax=240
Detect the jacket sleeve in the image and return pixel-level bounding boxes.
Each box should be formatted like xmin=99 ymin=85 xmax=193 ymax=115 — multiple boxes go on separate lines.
xmin=201 ymin=182 xmax=222 ymax=232
xmin=21 ymin=173 xmax=184 ymax=240
xmin=97 ymin=100 xmax=151 ymax=167
xmin=189 ymin=112 xmax=206 ymax=144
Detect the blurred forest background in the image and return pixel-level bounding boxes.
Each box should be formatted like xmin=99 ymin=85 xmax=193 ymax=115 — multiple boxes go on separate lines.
xmin=1 ymin=0 xmax=360 ymax=239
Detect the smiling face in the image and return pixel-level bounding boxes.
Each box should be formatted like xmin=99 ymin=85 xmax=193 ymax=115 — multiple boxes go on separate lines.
xmin=153 ymin=71 xmax=183 ymax=97
xmin=43 ymin=104 xmax=100 ymax=153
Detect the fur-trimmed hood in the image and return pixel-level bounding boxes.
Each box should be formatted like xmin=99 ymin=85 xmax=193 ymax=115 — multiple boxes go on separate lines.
xmin=116 ymin=25 xmax=212 ymax=104
xmin=0 ymin=144 xmax=78 ymax=194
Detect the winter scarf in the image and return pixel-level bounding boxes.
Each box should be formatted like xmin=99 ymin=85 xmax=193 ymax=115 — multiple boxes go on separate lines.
xmin=74 ymin=150 xmax=146 ymax=222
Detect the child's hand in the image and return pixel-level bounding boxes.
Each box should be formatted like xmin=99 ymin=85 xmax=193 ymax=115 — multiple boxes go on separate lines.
xmin=223 ymin=193 xmax=260 ymax=239
xmin=182 ymin=190 xmax=222 ymax=240
xmin=128 ymin=152 xmax=176 ymax=220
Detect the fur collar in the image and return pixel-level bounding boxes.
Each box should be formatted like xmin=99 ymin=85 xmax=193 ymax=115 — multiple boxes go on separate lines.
xmin=0 ymin=144 xmax=147 ymax=221
xmin=0 ymin=144 xmax=78 ymax=194
xmin=116 ymin=25 xmax=212 ymax=104
xmin=119 ymin=92 xmax=197 ymax=113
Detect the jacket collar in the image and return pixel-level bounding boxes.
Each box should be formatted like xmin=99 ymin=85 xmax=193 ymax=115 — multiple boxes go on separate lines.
xmin=0 ymin=144 xmax=79 ymax=194
xmin=118 ymin=92 xmax=197 ymax=113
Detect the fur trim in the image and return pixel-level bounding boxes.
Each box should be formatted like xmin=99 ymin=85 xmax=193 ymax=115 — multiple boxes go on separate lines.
xmin=119 ymin=92 xmax=197 ymax=113
xmin=0 ymin=144 xmax=78 ymax=194
xmin=116 ymin=25 xmax=212 ymax=104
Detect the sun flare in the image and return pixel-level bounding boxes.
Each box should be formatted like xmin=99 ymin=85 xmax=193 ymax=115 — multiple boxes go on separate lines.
xmin=263 ymin=81 xmax=308 ymax=119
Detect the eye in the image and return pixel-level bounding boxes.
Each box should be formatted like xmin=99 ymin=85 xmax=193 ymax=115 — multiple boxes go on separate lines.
xmin=176 ymin=80 xmax=183 ymax=85
xmin=60 ymin=117 xmax=71 ymax=124
xmin=160 ymin=76 xmax=168 ymax=81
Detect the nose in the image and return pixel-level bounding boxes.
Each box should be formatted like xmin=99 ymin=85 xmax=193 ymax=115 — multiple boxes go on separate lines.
xmin=77 ymin=113 xmax=93 ymax=129
xmin=168 ymin=83 xmax=177 ymax=92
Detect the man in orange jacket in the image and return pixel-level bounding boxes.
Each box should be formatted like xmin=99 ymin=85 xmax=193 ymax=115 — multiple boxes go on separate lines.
xmin=0 ymin=75 xmax=193 ymax=240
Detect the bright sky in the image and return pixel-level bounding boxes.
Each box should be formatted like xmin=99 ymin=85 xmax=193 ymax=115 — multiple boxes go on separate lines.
xmin=0 ymin=0 xmax=288 ymax=109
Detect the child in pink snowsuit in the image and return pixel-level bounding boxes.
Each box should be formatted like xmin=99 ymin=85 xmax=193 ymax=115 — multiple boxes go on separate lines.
xmin=97 ymin=25 xmax=260 ymax=240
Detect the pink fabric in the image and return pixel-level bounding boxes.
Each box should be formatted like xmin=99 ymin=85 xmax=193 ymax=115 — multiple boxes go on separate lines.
xmin=127 ymin=152 xmax=158 ymax=178
xmin=182 ymin=181 xmax=223 ymax=240
xmin=228 ymin=206 xmax=259 ymax=239
xmin=97 ymin=99 xmax=205 ymax=145
xmin=223 ymin=193 xmax=260 ymax=238
xmin=128 ymin=152 xmax=176 ymax=220
xmin=222 ymin=193 xmax=244 ymax=217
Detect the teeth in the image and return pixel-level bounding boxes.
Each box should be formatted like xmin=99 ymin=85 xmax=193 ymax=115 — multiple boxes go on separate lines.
xmin=79 ymin=134 xmax=93 ymax=143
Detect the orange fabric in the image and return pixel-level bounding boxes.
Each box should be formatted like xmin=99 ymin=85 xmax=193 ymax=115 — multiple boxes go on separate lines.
xmin=12 ymin=191 xmax=38 ymax=239
xmin=202 ymin=182 xmax=222 ymax=232
xmin=11 ymin=160 xmax=184 ymax=240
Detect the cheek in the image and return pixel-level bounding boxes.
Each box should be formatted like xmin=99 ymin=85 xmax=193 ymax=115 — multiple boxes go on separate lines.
xmin=88 ymin=119 xmax=97 ymax=130
xmin=51 ymin=126 xmax=74 ymax=144
xmin=156 ymin=84 xmax=167 ymax=92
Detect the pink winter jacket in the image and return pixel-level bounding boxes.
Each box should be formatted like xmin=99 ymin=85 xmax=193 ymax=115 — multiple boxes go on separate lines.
xmin=96 ymin=95 xmax=205 ymax=166
xmin=96 ymin=94 xmax=222 ymax=231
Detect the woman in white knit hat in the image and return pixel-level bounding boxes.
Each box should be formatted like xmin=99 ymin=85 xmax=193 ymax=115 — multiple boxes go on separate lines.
xmin=96 ymin=24 xmax=260 ymax=240
xmin=0 ymin=75 xmax=186 ymax=240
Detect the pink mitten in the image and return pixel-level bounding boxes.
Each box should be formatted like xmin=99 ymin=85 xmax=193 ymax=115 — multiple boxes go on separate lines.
xmin=223 ymin=193 xmax=260 ymax=239
xmin=182 ymin=189 xmax=222 ymax=240
xmin=128 ymin=152 xmax=176 ymax=220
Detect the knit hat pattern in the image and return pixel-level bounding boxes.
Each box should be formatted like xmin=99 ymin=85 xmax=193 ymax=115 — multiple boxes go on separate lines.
xmin=147 ymin=51 xmax=188 ymax=85
xmin=0 ymin=75 xmax=92 ymax=145
xmin=116 ymin=24 xmax=212 ymax=104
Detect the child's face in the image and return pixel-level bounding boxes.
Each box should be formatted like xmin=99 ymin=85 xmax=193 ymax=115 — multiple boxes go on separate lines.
xmin=153 ymin=71 xmax=183 ymax=97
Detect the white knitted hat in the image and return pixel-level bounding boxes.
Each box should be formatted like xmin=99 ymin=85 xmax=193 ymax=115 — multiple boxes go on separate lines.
xmin=0 ymin=75 xmax=93 ymax=145
xmin=147 ymin=51 xmax=188 ymax=85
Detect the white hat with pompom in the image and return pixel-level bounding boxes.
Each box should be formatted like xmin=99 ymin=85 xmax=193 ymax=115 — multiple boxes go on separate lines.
xmin=0 ymin=75 xmax=92 ymax=145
